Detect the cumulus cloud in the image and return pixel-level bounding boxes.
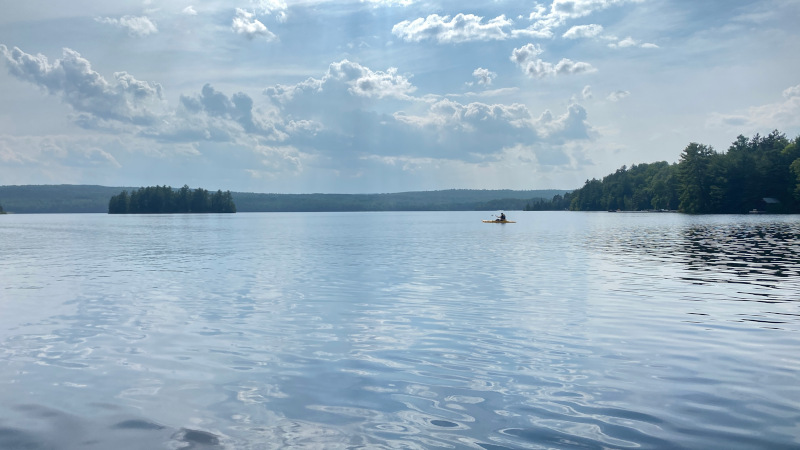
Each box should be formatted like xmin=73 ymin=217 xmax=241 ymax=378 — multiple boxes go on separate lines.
xmin=563 ymin=24 xmax=603 ymax=39
xmin=471 ymin=67 xmax=497 ymax=86
xmin=182 ymin=6 xmax=198 ymax=16
xmin=536 ymin=104 xmax=592 ymax=140
xmin=392 ymin=13 xmax=513 ymax=43
xmin=510 ymin=43 xmax=596 ymax=78
xmin=95 ymin=16 xmax=158 ymax=37
xmin=0 ymin=45 xmax=284 ymax=147
xmin=0 ymin=45 xmax=164 ymax=126
xmin=266 ymin=59 xmax=416 ymax=109
xmin=607 ymin=90 xmax=630 ymax=101
xmin=510 ymin=43 xmax=545 ymax=64
xmin=181 ymin=85 xmax=256 ymax=131
xmin=152 ymin=83 xmax=286 ymax=144
xmin=260 ymin=58 xmax=594 ymax=167
xmin=232 ymin=8 xmax=277 ymax=41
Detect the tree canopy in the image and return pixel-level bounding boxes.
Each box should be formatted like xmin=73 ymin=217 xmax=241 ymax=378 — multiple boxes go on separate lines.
xmin=108 ymin=185 xmax=236 ymax=214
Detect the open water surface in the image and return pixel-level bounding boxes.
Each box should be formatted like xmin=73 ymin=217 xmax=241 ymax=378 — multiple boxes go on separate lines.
xmin=1 ymin=211 xmax=799 ymax=449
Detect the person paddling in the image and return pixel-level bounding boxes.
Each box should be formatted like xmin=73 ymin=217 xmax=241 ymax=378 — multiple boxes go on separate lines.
xmin=496 ymin=212 xmax=506 ymax=222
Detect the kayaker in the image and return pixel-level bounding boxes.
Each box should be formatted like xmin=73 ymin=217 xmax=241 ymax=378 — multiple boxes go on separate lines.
xmin=497 ymin=212 xmax=506 ymax=222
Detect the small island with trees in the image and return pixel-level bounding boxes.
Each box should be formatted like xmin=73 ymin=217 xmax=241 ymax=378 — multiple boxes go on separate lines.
xmin=108 ymin=185 xmax=236 ymax=214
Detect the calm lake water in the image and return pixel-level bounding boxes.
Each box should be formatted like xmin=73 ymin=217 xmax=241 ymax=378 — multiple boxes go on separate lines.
xmin=1 ymin=211 xmax=799 ymax=449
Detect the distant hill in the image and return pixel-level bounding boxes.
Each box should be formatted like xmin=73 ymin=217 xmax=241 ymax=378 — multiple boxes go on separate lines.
xmin=232 ymin=189 xmax=569 ymax=212
xmin=0 ymin=185 xmax=569 ymax=214
xmin=0 ymin=185 xmax=135 ymax=214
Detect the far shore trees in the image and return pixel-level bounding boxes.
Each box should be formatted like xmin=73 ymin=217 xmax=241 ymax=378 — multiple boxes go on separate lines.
xmin=108 ymin=185 xmax=236 ymax=214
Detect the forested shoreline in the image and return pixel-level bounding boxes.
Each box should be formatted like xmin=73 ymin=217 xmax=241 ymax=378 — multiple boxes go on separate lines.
xmin=528 ymin=131 xmax=800 ymax=214
xmin=108 ymin=185 xmax=236 ymax=214
xmin=0 ymin=187 xmax=564 ymax=213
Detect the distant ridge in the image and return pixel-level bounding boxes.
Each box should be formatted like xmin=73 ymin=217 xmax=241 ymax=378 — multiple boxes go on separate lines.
xmin=0 ymin=185 xmax=568 ymax=214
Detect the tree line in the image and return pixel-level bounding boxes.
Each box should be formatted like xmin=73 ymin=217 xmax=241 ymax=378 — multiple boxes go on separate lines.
xmin=528 ymin=130 xmax=800 ymax=214
xmin=0 ymin=186 xmax=564 ymax=213
xmin=108 ymin=185 xmax=236 ymax=214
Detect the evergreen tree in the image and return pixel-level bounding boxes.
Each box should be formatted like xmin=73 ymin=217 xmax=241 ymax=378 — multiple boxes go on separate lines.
xmin=678 ymin=143 xmax=726 ymax=213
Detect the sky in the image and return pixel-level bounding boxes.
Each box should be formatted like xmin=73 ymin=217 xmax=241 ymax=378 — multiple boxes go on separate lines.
xmin=1 ymin=0 xmax=799 ymax=194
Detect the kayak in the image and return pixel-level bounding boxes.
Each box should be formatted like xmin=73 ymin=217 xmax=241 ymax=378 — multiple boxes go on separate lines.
xmin=483 ymin=220 xmax=516 ymax=223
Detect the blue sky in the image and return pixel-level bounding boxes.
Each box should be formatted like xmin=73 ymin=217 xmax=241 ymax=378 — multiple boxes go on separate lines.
xmin=1 ymin=0 xmax=799 ymax=193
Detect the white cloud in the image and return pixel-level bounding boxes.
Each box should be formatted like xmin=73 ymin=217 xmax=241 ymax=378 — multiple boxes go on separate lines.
xmin=607 ymin=90 xmax=630 ymax=101
xmin=547 ymin=0 xmax=644 ymax=20
xmin=708 ymin=84 xmax=800 ymax=131
xmin=0 ymin=45 xmax=287 ymax=147
xmin=0 ymin=45 xmax=164 ymax=126
xmin=259 ymin=58 xmax=594 ymax=168
xmin=252 ymin=144 xmax=306 ymax=175
xmin=392 ymin=13 xmax=513 ymax=43
xmin=266 ymin=59 xmax=416 ymax=108
xmin=536 ymin=104 xmax=593 ymax=140
xmin=511 ymin=18 xmax=557 ymax=39
xmin=582 ymin=85 xmax=593 ymax=99
xmin=510 ymin=43 xmax=545 ymax=64
xmin=615 ymin=36 xmax=637 ymax=48
xmin=252 ymin=0 xmax=287 ymax=12
xmin=510 ymin=44 xmax=596 ymax=78
xmin=176 ymin=84 xmax=279 ymax=138
xmin=563 ymin=24 xmax=603 ymax=39
xmin=472 ymin=67 xmax=496 ymax=86
xmin=391 ymin=2 xmax=646 ymax=45
xmin=608 ymin=36 xmax=658 ymax=49
xmin=782 ymin=84 xmax=800 ymax=98
xmin=521 ymin=0 xmax=643 ymax=40
xmin=95 ymin=15 xmax=158 ymax=37
xmin=334 ymin=61 xmax=416 ymax=99
xmin=232 ymin=8 xmax=277 ymax=41
xmin=362 ymin=0 xmax=414 ymax=6
xmin=251 ymin=0 xmax=288 ymax=22
xmin=182 ymin=6 xmax=198 ymax=16
xmin=396 ymin=99 xmax=534 ymax=131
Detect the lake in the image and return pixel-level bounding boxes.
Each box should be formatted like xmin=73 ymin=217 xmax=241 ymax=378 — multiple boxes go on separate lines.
xmin=1 ymin=211 xmax=799 ymax=449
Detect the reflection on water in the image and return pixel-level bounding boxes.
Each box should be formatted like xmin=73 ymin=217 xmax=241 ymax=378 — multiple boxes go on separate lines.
xmin=1 ymin=212 xmax=799 ymax=449
xmin=681 ymin=222 xmax=800 ymax=285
